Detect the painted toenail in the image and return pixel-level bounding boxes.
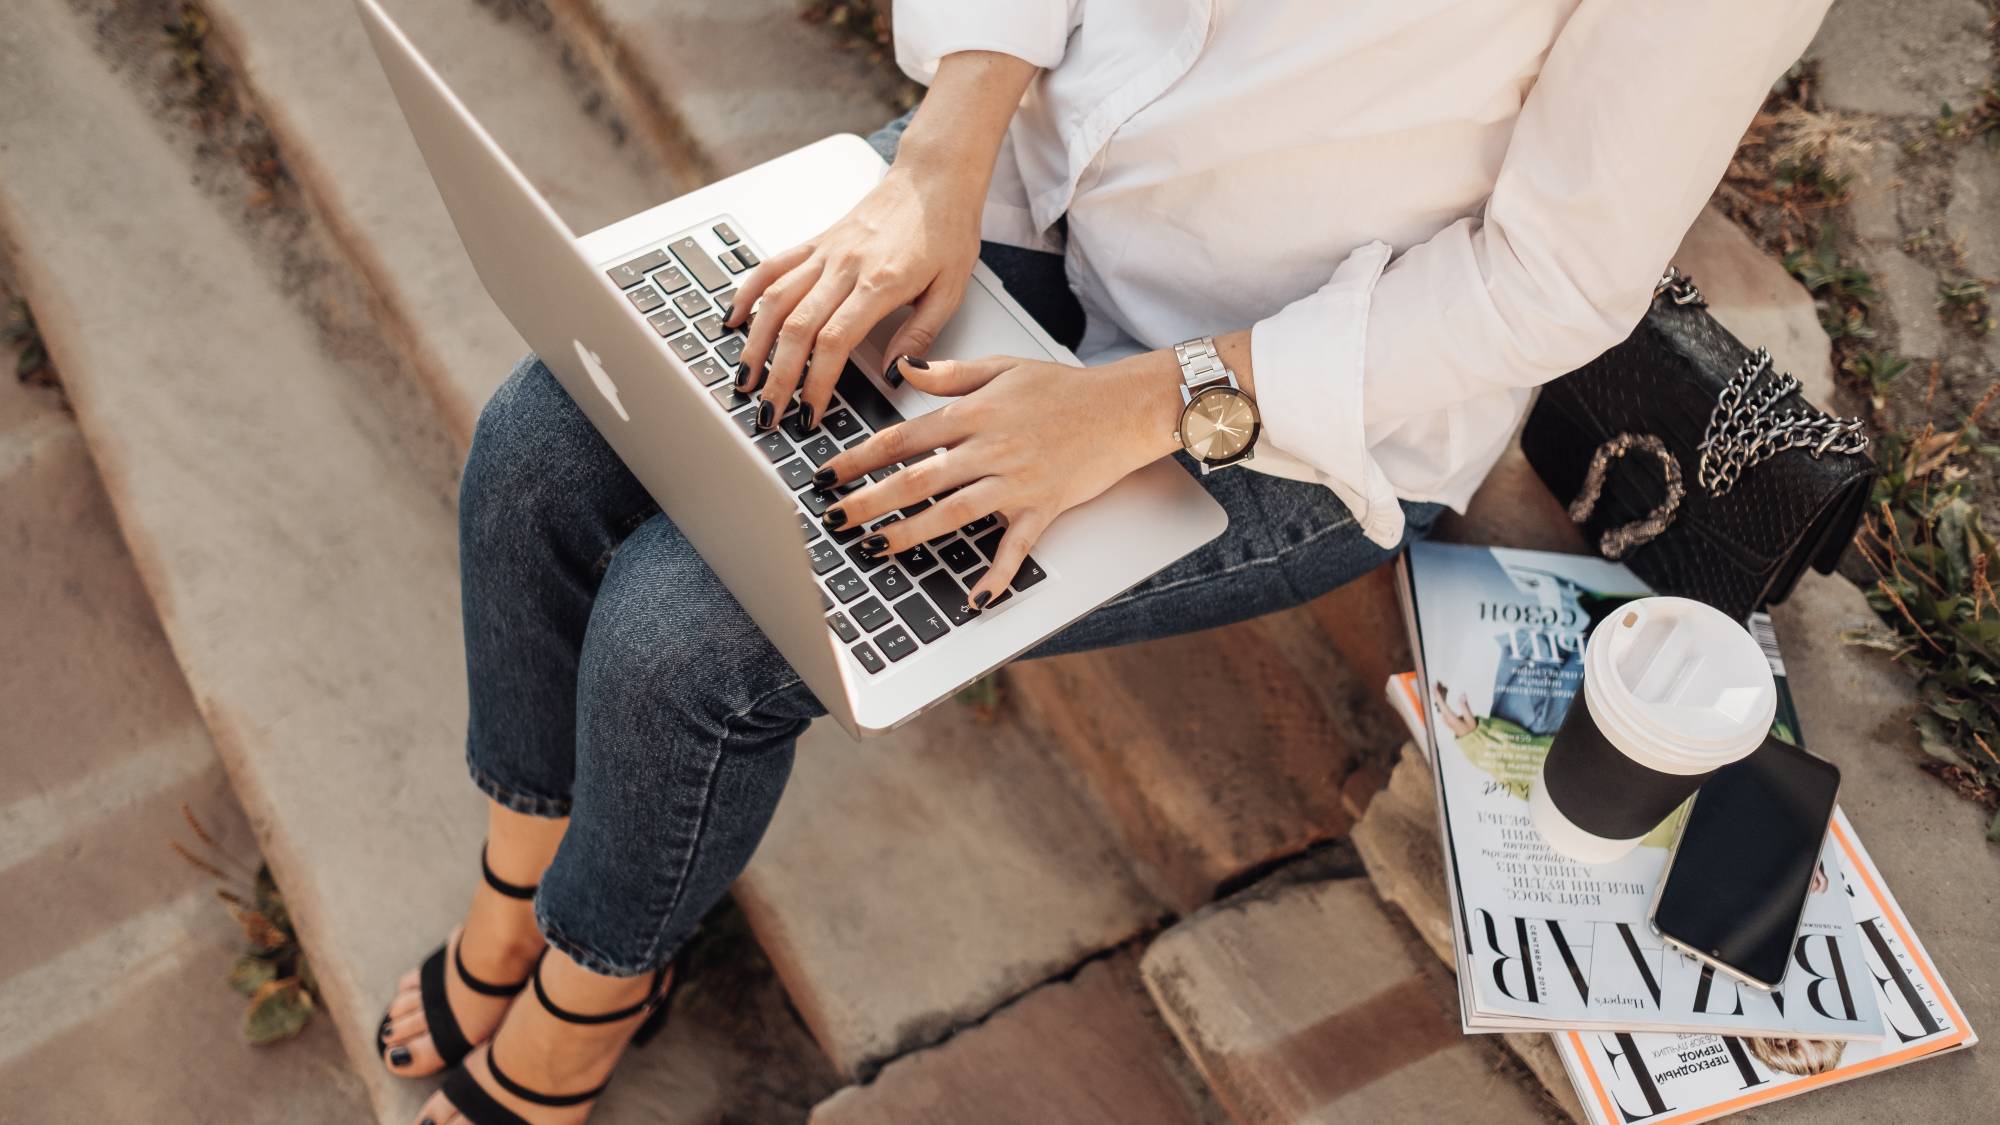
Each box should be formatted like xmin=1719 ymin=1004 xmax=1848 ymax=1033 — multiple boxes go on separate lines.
xmin=389 ymin=1046 xmax=412 ymax=1066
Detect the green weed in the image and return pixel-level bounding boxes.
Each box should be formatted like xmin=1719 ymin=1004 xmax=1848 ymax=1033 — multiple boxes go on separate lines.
xmin=1850 ymin=387 xmax=2000 ymax=840
xmin=172 ymin=805 xmax=318 ymax=1044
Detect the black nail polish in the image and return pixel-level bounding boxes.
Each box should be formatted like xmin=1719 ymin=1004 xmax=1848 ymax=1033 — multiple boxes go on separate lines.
xmin=735 ymin=362 xmax=755 ymax=389
xmin=389 ymin=1046 xmax=412 ymax=1066
xmin=757 ymin=400 xmax=776 ymax=430
xmin=971 ymin=590 xmax=992 ymax=609
xmin=900 ymin=354 xmax=930 ymax=370
xmin=799 ymin=403 xmax=815 ymax=431
xmin=823 ymin=508 xmax=847 ymax=529
xmin=860 ymin=534 xmax=889 ymax=554
xmin=813 ymin=467 xmax=838 ymax=489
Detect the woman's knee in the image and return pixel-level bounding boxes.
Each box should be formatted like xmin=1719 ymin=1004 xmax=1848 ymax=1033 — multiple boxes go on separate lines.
xmin=577 ymin=518 xmax=822 ymax=746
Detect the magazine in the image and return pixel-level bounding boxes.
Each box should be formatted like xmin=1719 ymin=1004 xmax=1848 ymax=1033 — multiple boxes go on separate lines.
xmin=1387 ymin=671 xmax=1975 ymax=1125
xmin=1395 ymin=541 xmax=1882 ymax=1040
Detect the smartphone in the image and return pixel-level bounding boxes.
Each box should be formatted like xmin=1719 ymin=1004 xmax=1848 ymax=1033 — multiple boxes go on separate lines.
xmin=1648 ymin=737 xmax=1841 ymax=990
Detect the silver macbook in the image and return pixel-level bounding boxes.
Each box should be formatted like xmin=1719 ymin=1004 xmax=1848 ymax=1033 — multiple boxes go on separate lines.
xmin=356 ymin=0 xmax=1226 ymax=735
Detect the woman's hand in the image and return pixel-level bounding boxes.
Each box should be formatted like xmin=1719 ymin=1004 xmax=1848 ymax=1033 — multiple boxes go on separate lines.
xmin=722 ymin=49 xmax=1038 ymax=432
xmin=814 ymin=352 xmax=1185 ymax=608
xmin=724 ymin=163 xmax=983 ymax=429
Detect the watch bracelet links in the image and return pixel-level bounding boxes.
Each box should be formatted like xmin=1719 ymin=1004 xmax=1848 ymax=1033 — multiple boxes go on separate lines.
xmin=1173 ymin=336 xmax=1230 ymax=392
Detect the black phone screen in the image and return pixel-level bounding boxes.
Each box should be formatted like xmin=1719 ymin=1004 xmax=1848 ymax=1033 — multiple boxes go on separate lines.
xmin=1651 ymin=738 xmax=1841 ymax=988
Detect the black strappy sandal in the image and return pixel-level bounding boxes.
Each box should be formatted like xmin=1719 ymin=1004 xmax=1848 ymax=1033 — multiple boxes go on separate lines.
xmin=436 ymin=957 xmax=673 ymax=1124
xmin=378 ymin=845 xmax=539 ymax=1071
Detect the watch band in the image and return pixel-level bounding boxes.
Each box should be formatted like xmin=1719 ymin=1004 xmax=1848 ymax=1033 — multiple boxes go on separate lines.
xmin=1173 ymin=336 xmax=1231 ymax=392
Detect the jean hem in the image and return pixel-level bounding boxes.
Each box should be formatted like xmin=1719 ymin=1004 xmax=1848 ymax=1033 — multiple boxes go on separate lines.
xmin=536 ymin=902 xmax=668 ymax=978
xmin=466 ymin=752 xmax=574 ymax=819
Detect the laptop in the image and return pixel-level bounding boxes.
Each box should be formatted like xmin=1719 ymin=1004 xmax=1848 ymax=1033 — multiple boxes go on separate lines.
xmin=355 ymin=0 xmax=1226 ymax=735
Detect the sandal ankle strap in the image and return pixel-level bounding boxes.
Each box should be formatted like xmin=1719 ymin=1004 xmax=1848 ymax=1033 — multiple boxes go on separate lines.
xmin=487 ymin=1048 xmax=609 ymax=1109
xmin=528 ymin=959 xmax=668 ymax=1026
xmin=480 ymin=844 xmax=538 ymax=900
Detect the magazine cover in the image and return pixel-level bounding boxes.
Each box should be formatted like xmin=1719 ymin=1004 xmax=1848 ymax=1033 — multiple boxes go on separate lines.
xmin=1555 ymin=808 xmax=1974 ymax=1124
xmin=1397 ymin=541 xmax=1882 ymax=1040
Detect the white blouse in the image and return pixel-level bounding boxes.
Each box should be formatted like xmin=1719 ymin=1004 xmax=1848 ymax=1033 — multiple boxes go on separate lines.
xmin=892 ymin=0 xmax=1832 ymax=546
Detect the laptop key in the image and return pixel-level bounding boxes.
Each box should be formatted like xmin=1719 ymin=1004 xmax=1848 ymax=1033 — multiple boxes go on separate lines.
xmin=782 ymin=408 xmax=818 ymax=442
xmin=895 ymin=542 xmax=939 ymax=576
xmin=734 ymin=245 xmax=761 ymax=268
xmin=797 ymin=511 xmax=819 ymax=541
xmin=836 ymin=363 xmax=903 ymax=431
xmin=730 ymin=406 xmax=758 ymax=437
xmin=800 ymin=434 xmax=841 ymax=468
xmin=807 ymin=541 xmax=842 ymax=575
xmin=689 ymin=357 xmax=730 ymax=386
xmin=870 ymin=565 xmax=912 ymax=601
xmin=973 ymin=527 xmax=1005 ymax=560
xmin=713 ymin=384 xmax=753 ymax=412
xmin=606 ymin=249 xmax=670 ymax=288
xmin=1012 ymin=555 xmax=1048 ymax=591
xmin=627 ymin=285 xmax=666 ymax=314
xmin=818 ymin=588 xmax=833 ymax=611
xmin=777 ymin=457 xmax=815 ymax=491
xmin=721 ymin=248 xmax=750 ymax=274
xmin=715 ymin=336 xmax=746 ymax=366
xmin=646 ymin=310 xmax=681 ymax=337
xmin=755 ymin=431 xmax=791 ymax=462
xmin=939 ymin=539 xmax=981 ymax=573
xmin=826 ymin=569 xmax=867 ymax=604
xmin=827 ymin=522 xmax=862 ymax=544
xmin=799 ymin=487 xmax=838 ymax=516
xmin=850 ymin=641 xmax=885 ymax=674
xmin=962 ymin=566 xmax=1013 ymax=607
xmin=892 ymin=592 xmax=950 ymax=643
xmin=716 ymin=288 xmax=738 ymax=319
xmin=669 ymin=237 xmax=731 ymax=292
xmin=713 ymin=222 xmax=741 ymax=246
xmin=921 ymin=570 xmax=979 ymax=625
xmin=820 ymin=408 xmax=863 ymax=442
xmin=694 ymin=314 xmax=727 ymax=342
xmin=651 ymin=264 xmax=692 ymax=293
xmin=826 ymin=611 xmax=858 ymax=643
xmin=671 ymin=334 xmax=706 ymax=362
xmin=673 ymin=290 xmax=710 ymax=319
xmin=851 ymin=596 xmax=891 ymax=632
xmin=846 ymin=543 xmax=888 ymax=574
xmin=874 ymin=624 xmax=917 ymax=662
xmin=962 ymin=513 xmax=999 ymax=537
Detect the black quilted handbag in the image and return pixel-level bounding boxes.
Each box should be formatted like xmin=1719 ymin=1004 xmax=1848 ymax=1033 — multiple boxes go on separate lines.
xmin=1519 ymin=269 xmax=1876 ymax=622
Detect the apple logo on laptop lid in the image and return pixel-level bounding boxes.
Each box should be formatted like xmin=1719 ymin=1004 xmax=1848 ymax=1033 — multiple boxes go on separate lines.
xmin=573 ymin=338 xmax=629 ymax=422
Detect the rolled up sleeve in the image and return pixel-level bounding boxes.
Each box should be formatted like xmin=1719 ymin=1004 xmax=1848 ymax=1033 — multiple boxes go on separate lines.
xmin=892 ymin=1 xmax=1079 ymax=84
xmin=1250 ymin=0 xmax=1832 ymax=548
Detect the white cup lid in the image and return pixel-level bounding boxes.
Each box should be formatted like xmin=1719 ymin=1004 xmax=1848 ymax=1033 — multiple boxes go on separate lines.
xmin=1583 ymin=596 xmax=1775 ymax=774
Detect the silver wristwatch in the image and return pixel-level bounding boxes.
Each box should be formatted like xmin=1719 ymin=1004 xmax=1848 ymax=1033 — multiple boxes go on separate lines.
xmin=1171 ymin=336 xmax=1261 ymax=473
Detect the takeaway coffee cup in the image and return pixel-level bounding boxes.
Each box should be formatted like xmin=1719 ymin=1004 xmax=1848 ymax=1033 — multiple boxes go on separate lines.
xmin=1529 ymin=596 xmax=1776 ymax=865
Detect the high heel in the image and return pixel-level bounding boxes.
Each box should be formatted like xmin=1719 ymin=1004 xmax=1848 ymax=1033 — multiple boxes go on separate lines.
xmin=379 ymin=844 xmax=538 ymax=1072
xmin=438 ymin=957 xmax=675 ymax=1124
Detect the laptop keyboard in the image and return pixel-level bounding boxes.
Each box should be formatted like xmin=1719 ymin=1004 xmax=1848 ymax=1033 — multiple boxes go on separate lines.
xmin=600 ymin=217 xmax=1049 ymax=674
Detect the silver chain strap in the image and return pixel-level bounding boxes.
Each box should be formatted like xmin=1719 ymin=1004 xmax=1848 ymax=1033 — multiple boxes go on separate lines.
xmin=1695 ymin=345 xmax=1869 ymax=497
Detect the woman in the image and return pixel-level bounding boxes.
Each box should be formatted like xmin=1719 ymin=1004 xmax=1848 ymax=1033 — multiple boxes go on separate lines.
xmin=384 ymin=2 xmax=1832 ymax=1121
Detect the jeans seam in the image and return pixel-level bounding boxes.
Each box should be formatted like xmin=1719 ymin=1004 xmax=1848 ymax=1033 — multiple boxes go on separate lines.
xmin=634 ymin=674 xmax=804 ymax=970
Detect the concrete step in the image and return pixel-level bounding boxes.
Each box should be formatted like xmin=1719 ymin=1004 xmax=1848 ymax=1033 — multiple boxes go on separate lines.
xmin=737 ymin=698 xmax=1171 ymax=1079
xmin=0 ymin=335 xmax=369 ymax=1121
xmin=0 ymin=4 xmax=831 ymax=1120
xmin=545 ymin=0 xmax=905 ymax=183
xmin=808 ymin=952 xmax=1225 ymax=1125
xmin=1140 ymin=872 xmax=1557 ymax=1125
xmin=199 ymin=0 xmax=678 ymax=446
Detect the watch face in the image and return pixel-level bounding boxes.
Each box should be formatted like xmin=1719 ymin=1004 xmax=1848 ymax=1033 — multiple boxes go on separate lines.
xmin=1182 ymin=387 xmax=1259 ymax=463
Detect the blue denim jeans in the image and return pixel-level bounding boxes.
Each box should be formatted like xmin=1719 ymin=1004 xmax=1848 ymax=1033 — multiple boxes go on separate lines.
xmin=459 ymin=122 xmax=1441 ymax=977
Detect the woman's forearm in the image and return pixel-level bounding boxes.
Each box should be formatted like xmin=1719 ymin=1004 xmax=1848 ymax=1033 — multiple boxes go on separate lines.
xmin=893 ymin=51 xmax=1039 ymax=198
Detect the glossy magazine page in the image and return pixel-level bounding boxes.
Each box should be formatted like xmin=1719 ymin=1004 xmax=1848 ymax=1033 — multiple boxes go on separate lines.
xmin=1396 ymin=541 xmax=1883 ymax=1040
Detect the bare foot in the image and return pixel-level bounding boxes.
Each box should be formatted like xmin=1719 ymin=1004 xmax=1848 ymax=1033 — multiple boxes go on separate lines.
xmin=379 ymin=891 xmax=544 ymax=1077
xmin=412 ymin=951 xmax=669 ymax=1124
